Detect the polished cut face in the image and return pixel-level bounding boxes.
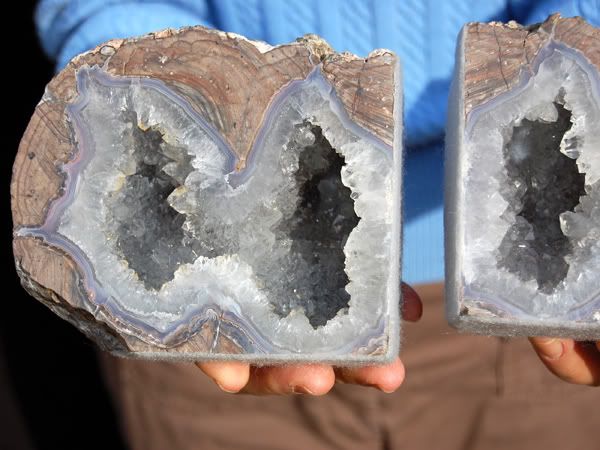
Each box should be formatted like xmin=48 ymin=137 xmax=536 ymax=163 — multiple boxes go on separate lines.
xmin=18 ymin=59 xmax=401 ymax=361
xmin=461 ymin=42 xmax=600 ymax=325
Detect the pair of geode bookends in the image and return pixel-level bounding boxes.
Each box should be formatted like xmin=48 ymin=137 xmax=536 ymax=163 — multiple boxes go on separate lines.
xmin=12 ymin=15 xmax=599 ymax=364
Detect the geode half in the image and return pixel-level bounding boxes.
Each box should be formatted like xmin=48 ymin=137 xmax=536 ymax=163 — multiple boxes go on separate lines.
xmin=12 ymin=28 xmax=403 ymax=362
xmin=446 ymin=15 xmax=600 ymax=339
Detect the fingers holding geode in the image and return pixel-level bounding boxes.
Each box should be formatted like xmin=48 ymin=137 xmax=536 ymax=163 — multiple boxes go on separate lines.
xmin=241 ymin=365 xmax=335 ymax=395
xmin=401 ymin=282 xmax=423 ymax=322
xmin=572 ymin=342 xmax=600 ymax=386
xmin=334 ymin=357 xmax=406 ymax=393
xmin=529 ymin=337 xmax=600 ymax=386
xmin=196 ymin=361 xmax=250 ymax=393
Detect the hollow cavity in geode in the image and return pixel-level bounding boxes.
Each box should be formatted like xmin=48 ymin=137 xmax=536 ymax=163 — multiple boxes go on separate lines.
xmin=497 ymin=101 xmax=586 ymax=294
xmin=24 ymin=66 xmax=396 ymax=352
xmin=108 ymin=114 xmax=359 ymax=326
xmin=270 ymin=122 xmax=360 ymax=327
xmin=106 ymin=117 xmax=196 ymax=291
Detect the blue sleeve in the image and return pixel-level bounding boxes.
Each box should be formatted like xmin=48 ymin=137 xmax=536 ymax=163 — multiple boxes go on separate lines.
xmin=509 ymin=0 xmax=600 ymax=26
xmin=35 ymin=0 xmax=215 ymax=70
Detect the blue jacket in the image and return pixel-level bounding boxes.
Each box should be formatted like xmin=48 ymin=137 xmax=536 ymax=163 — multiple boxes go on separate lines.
xmin=35 ymin=0 xmax=600 ymax=284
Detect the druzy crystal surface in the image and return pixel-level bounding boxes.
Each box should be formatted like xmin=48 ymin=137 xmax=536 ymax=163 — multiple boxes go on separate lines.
xmin=22 ymin=65 xmax=400 ymax=359
xmin=460 ymin=43 xmax=600 ymax=328
xmin=496 ymin=102 xmax=586 ymax=294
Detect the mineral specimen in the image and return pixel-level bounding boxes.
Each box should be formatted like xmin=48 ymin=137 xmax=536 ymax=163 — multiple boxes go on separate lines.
xmin=11 ymin=28 xmax=403 ymax=362
xmin=446 ymin=14 xmax=600 ymax=339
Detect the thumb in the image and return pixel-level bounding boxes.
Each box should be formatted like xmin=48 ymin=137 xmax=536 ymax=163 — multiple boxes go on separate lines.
xmin=529 ymin=337 xmax=600 ymax=386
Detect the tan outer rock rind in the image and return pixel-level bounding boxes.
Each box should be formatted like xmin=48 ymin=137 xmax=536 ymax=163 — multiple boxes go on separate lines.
xmin=11 ymin=26 xmax=399 ymax=359
xmin=14 ymin=236 xmax=129 ymax=353
xmin=463 ymin=14 xmax=600 ymax=116
xmin=322 ymin=50 xmax=396 ymax=146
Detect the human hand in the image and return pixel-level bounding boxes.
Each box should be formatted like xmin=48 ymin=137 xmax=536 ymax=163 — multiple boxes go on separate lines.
xmin=529 ymin=337 xmax=600 ymax=386
xmin=196 ymin=283 xmax=422 ymax=395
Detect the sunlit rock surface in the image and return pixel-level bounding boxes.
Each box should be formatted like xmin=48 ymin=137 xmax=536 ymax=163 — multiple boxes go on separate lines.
xmin=12 ymin=29 xmax=402 ymax=362
xmin=446 ymin=16 xmax=600 ymax=338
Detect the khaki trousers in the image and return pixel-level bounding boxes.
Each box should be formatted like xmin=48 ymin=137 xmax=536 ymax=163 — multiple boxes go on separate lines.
xmin=100 ymin=284 xmax=600 ymax=450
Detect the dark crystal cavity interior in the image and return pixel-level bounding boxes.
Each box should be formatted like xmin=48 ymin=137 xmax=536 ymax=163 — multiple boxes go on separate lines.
xmin=106 ymin=114 xmax=196 ymax=291
xmin=105 ymin=115 xmax=360 ymax=322
xmin=269 ymin=123 xmax=360 ymax=328
xmin=497 ymin=102 xmax=586 ymax=293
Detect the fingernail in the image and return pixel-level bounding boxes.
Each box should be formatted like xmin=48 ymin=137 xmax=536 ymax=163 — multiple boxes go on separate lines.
xmin=290 ymin=385 xmax=314 ymax=395
xmin=380 ymin=386 xmax=397 ymax=394
xmin=538 ymin=338 xmax=565 ymax=361
xmin=216 ymin=382 xmax=239 ymax=394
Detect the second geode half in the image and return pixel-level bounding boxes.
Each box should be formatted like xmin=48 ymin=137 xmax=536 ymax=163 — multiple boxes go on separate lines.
xmin=446 ymin=15 xmax=599 ymax=339
xmin=12 ymin=28 xmax=402 ymax=362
